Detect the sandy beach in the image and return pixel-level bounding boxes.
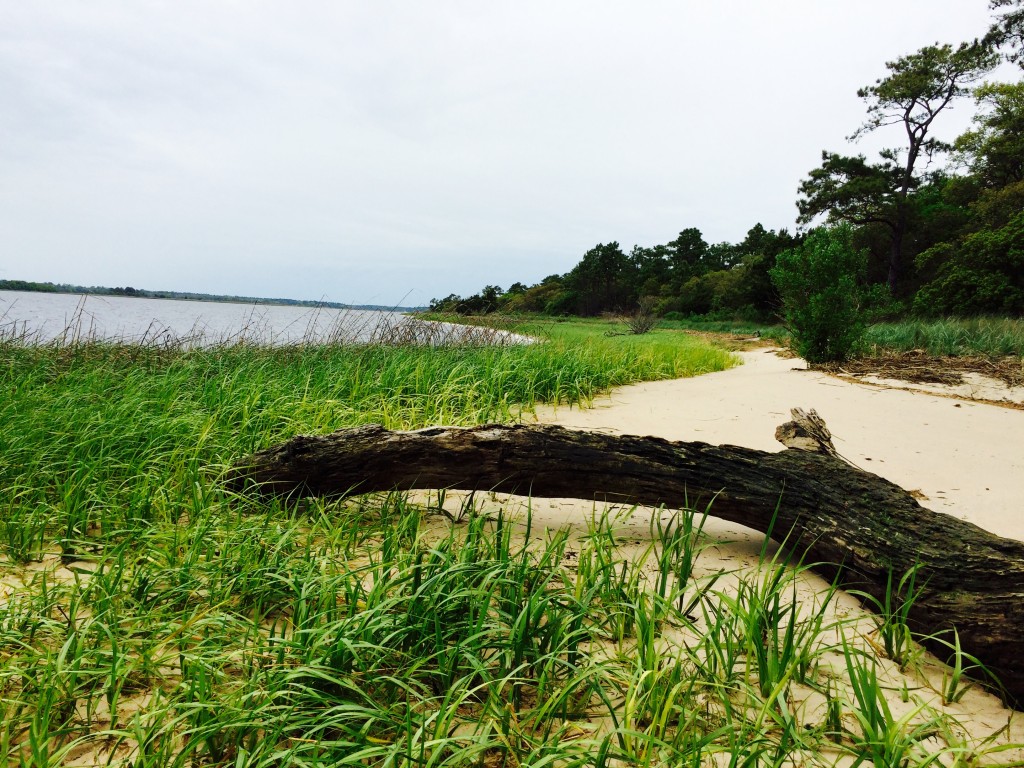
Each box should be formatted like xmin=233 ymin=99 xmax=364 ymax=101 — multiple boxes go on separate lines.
xmin=534 ymin=347 xmax=1024 ymax=541
xmin=436 ymin=347 xmax=1024 ymax=757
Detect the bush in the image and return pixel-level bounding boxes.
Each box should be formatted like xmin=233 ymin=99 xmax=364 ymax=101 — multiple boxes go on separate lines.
xmin=770 ymin=225 xmax=868 ymax=363
xmin=623 ymin=297 xmax=658 ymax=334
xmin=913 ymin=210 xmax=1024 ymax=316
xmin=543 ymin=290 xmax=578 ymax=316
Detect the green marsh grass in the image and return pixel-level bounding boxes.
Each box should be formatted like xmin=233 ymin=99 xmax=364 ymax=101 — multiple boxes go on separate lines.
xmin=654 ymin=317 xmax=791 ymax=346
xmin=853 ymin=565 xmax=926 ymax=672
xmin=0 ymin=324 xmax=1019 ymax=765
xmin=841 ymin=638 xmax=950 ymax=768
xmin=862 ymin=318 xmax=1024 ymax=358
xmin=657 ymin=315 xmax=1024 ymax=358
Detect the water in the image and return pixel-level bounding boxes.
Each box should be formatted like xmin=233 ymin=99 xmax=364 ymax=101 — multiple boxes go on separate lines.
xmin=0 ymin=291 xmax=527 ymax=347
xmin=0 ymin=290 xmax=416 ymax=346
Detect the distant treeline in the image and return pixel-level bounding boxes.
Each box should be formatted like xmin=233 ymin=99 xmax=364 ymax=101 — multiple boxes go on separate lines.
xmin=0 ymin=280 xmax=413 ymax=312
xmin=433 ymin=3 xmax=1024 ymax=321
xmin=430 ymin=227 xmax=798 ymax=323
xmin=431 ymin=225 xmax=800 ymax=321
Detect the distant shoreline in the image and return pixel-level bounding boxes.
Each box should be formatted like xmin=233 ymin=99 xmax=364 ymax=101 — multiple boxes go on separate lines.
xmin=0 ymin=280 xmax=424 ymax=312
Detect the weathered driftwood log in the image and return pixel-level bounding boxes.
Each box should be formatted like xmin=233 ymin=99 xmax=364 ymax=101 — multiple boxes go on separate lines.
xmin=229 ymin=420 xmax=1024 ymax=705
xmin=774 ymin=407 xmax=839 ymax=457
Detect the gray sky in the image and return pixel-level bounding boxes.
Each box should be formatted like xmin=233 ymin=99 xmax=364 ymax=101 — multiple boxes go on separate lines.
xmin=0 ymin=1 xmax=1008 ymax=306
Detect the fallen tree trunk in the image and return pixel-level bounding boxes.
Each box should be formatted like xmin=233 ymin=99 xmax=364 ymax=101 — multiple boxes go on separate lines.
xmin=229 ymin=421 xmax=1024 ymax=705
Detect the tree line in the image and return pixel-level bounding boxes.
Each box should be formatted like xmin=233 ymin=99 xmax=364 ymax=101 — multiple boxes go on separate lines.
xmin=432 ymin=1 xmax=1024 ymax=321
xmin=0 ymin=280 xmax=367 ymax=310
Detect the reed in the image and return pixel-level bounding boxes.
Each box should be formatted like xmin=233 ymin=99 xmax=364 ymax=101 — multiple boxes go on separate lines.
xmin=659 ymin=315 xmax=1024 ymax=358
xmin=863 ymin=317 xmax=1024 ymax=358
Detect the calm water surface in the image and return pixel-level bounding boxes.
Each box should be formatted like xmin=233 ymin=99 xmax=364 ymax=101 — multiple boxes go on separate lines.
xmin=0 ymin=291 xmax=414 ymax=345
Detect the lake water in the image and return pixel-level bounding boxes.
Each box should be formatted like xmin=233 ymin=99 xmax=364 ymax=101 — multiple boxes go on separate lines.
xmin=0 ymin=290 xmax=452 ymax=346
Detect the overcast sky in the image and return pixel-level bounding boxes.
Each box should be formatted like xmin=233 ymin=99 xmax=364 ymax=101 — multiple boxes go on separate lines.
xmin=0 ymin=2 xmax=1009 ymax=306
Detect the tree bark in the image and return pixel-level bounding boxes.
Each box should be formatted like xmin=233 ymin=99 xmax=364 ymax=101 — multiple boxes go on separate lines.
xmin=229 ymin=421 xmax=1024 ymax=706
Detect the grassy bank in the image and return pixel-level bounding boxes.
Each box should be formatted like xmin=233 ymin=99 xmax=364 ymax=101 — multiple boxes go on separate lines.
xmin=0 ymin=326 xmax=755 ymax=766
xmin=1 ymin=325 xmax=1019 ymax=766
xmin=0 ymin=326 xmax=736 ymax=571
xmin=862 ymin=318 xmax=1024 ymax=358
xmin=652 ymin=316 xmax=1024 ymax=358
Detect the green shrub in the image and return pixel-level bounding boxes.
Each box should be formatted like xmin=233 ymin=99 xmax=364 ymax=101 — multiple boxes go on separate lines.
xmin=913 ymin=210 xmax=1024 ymax=316
xmin=770 ymin=224 xmax=868 ymax=363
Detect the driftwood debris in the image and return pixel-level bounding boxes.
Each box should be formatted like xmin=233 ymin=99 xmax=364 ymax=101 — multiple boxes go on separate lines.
xmin=229 ymin=417 xmax=1024 ymax=705
xmin=774 ymin=407 xmax=839 ymax=457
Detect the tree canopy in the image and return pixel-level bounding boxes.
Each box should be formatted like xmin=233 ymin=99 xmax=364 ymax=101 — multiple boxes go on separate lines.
xmin=801 ymin=42 xmax=999 ymax=294
xmin=432 ymin=5 xmax=1022 ymax=322
xmin=989 ymin=0 xmax=1024 ymax=66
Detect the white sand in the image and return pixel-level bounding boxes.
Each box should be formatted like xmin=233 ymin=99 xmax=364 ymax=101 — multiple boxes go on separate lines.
xmin=532 ymin=348 xmax=1024 ymax=541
